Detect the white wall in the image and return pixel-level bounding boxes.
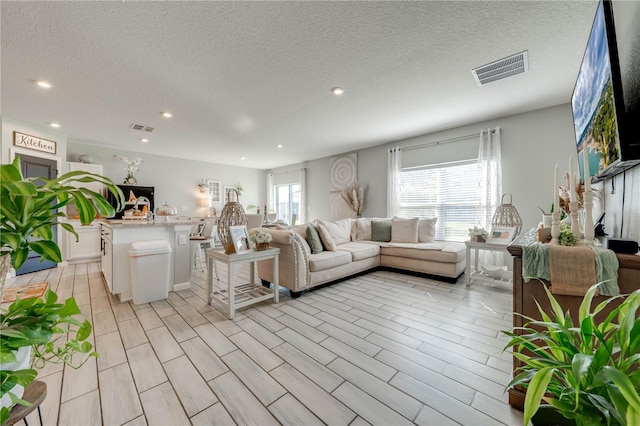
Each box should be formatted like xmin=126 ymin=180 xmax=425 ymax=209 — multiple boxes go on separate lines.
xmin=303 ymin=104 xmax=579 ymax=234
xmin=66 ymin=141 xmax=266 ymax=218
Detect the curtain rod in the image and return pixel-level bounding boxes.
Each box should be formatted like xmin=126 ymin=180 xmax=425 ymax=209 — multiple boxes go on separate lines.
xmin=401 ymin=129 xmax=495 ymax=152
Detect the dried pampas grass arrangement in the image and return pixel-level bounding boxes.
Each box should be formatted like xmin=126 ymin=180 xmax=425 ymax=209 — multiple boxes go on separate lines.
xmin=559 ymin=172 xmax=600 ymax=214
xmin=341 ymin=183 xmax=366 ymax=216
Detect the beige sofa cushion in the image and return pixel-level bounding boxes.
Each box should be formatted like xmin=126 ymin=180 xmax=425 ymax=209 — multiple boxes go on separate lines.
xmin=319 ymin=219 xmax=352 ymax=245
xmin=391 ymin=217 xmax=419 ymax=243
xmin=380 ymin=242 xmax=466 ymax=263
xmin=336 ymin=242 xmax=380 ymax=261
xmin=418 ymin=217 xmax=438 ymax=243
xmin=308 ymin=251 xmax=352 ymax=272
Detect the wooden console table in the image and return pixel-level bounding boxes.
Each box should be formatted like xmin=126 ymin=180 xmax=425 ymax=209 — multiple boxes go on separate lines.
xmin=506 ymin=244 xmax=640 ymax=410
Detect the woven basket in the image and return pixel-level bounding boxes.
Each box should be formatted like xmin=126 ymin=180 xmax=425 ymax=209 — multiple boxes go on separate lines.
xmin=491 ymin=193 xmax=522 ymax=238
xmin=217 ymin=189 xmax=247 ymax=254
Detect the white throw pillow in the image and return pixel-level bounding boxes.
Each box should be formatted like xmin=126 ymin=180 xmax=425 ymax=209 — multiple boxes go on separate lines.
xmin=391 ymin=217 xmax=419 ymax=243
xmin=318 ymin=219 xmax=352 ymax=245
xmin=418 ymin=217 xmax=438 ymax=243
xmin=317 ymin=224 xmax=337 ymax=251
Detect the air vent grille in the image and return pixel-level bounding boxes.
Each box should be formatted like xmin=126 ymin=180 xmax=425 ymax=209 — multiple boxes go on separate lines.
xmin=472 ymin=51 xmax=529 ymax=86
xmin=129 ymin=123 xmax=155 ymax=132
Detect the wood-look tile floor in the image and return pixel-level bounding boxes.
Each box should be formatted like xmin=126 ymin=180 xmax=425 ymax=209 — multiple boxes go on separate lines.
xmin=4 ymin=261 xmax=524 ymax=425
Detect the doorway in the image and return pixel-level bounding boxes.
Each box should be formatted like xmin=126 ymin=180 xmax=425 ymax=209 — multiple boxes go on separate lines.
xmin=16 ymin=154 xmax=59 ymax=275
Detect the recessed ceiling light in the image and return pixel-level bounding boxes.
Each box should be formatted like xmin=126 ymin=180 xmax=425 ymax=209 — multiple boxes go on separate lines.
xmin=240 ymin=157 xmax=246 ymax=160
xmin=276 ymin=144 xmax=283 ymax=149
xmin=161 ymin=112 xmax=173 ymax=118
xmin=140 ymin=138 xmax=149 ymax=143
xmin=36 ymin=80 xmax=53 ymax=89
xmin=49 ymin=122 xmax=61 ymax=128
xmin=331 ymin=86 xmax=344 ymax=95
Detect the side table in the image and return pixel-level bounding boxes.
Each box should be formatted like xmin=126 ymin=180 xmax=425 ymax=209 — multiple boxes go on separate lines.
xmin=5 ymin=380 xmax=47 ymax=426
xmin=206 ymin=248 xmax=280 ymax=319
xmin=465 ymin=241 xmax=513 ymax=286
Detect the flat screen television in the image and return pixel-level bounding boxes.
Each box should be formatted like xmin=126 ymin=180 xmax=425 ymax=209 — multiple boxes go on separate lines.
xmin=571 ymin=0 xmax=640 ymax=184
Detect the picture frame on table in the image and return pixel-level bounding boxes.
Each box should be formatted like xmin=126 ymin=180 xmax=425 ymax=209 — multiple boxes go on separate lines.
xmin=487 ymin=226 xmax=517 ymax=245
xmin=230 ymin=225 xmax=253 ymax=254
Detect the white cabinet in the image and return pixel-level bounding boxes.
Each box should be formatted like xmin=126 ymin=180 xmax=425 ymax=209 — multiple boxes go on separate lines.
xmin=65 ymin=222 xmax=101 ymax=263
xmin=100 ymin=224 xmax=113 ymax=293
xmin=67 ymin=162 xmax=104 ymax=195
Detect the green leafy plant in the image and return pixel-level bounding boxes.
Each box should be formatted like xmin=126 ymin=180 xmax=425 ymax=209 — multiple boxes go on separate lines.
xmin=504 ymin=284 xmax=640 ymax=426
xmin=559 ymin=223 xmax=576 ymax=246
xmin=539 ymin=203 xmax=567 ymax=221
xmin=1 ymin=156 xmax=125 ymax=270
xmin=0 ymin=156 xmax=125 ymax=423
xmin=0 ymin=290 xmax=96 ymax=423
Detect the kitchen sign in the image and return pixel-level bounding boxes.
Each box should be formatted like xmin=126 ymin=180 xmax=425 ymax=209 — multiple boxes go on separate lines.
xmin=13 ymin=131 xmax=57 ymax=154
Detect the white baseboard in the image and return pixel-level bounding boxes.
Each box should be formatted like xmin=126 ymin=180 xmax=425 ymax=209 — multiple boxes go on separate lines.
xmin=173 ymin=281 xmax=191 ymax=292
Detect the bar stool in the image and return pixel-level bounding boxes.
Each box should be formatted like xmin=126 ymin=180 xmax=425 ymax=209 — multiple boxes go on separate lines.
xmin=5 ymin=380 xmax=47 ymax=426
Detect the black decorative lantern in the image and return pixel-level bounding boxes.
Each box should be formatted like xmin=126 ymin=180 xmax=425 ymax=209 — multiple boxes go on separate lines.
xmin=217 ymin=189 xmax=247 ymax=254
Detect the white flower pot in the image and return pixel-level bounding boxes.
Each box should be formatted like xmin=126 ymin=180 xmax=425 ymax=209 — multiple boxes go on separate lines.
xmin=0 ymin=346 xmax=32 ymax=410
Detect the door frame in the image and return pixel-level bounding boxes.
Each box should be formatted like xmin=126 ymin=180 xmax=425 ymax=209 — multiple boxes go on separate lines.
xmin=9 ymin=147 xmax=67 ymax=268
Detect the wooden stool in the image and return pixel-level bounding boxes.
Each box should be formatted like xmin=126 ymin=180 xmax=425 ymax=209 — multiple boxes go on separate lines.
xmin=5 ymin=380 xmax=47 ymax=426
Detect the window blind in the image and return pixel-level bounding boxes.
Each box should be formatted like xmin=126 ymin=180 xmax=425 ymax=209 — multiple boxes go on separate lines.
xmin=399 ymin=160 xmax=486 ymax=241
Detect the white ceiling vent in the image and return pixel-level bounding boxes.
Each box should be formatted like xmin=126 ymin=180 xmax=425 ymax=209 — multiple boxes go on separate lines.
xmin=472 ymin=51 xmax=529 ymax=86
xmin=129 ymin=123 xmax=155 ymax=132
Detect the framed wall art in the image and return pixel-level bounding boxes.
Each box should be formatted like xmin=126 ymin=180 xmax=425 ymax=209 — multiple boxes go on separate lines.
xmin=207 ymin=179 xmax=221 ymax=207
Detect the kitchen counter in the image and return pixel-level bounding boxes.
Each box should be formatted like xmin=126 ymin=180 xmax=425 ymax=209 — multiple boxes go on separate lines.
xmin=99 ymin=218 xmax=202 ymax=228
xmin=100 ymin=220 xmax=195 ymax=302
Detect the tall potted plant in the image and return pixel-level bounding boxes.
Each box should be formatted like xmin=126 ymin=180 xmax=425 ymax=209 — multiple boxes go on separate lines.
xmin=0 ymin=156 xmax=125 ymax=423
xmin=504 ymin=284 xmax=640 ymax=426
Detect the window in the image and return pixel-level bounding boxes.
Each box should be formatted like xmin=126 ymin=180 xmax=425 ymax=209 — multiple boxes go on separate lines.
xmin=274 ymin=183 xmax=300 ymax=225
xmin=399 ymin=160 xmax=486 ymax=241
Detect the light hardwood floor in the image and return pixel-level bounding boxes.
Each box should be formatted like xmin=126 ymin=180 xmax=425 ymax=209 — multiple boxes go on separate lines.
xmin=4 ymin=260 xmax=524 ymax=425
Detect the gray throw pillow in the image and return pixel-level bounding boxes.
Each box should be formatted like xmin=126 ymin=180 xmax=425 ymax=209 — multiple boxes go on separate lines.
xmin=306 ymin=226 xmax=324 ymax=254
xmin=371 ymin=220 xmax=392 ymax=242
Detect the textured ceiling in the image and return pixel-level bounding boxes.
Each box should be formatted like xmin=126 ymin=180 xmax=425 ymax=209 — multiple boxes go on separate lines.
xmin=1 ymin=1 xmax=598 ymax=169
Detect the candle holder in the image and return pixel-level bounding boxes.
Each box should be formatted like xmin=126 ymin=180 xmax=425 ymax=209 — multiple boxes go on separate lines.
xmin=569 ymin=201 xmax=581 ymax=239
xmin=583 ymin=189 xmax=594 ymax=245
xmin=550 ymin=211 xmax=561 ymax=245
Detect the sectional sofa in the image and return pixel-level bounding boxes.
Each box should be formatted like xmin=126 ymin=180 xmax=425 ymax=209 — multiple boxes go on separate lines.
xmin=255 ymin=217 xmax=466 ymax=297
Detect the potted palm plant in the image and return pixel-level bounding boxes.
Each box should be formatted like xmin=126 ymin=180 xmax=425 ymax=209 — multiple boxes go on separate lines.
xmin=1 ymin=156 xmax=125 ymax=423
xmin=504 ymin=283 xmax=640 ymax=426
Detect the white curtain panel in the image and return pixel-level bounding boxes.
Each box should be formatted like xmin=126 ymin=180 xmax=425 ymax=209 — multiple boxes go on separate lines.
xmin=477 ymin=127 xmax=502 ymax=227
xmin=387 ymin=147 xmax=403 ymax=217
xmin=477 ymin=127 xmax=507 ymax=268
xmin=267 ymin=172 xmax=274 ymax=214
xmin=298 ymin=168 xmax=306 ymax=224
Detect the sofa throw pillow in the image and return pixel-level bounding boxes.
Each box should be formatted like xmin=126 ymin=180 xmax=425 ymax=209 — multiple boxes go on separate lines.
xmin=317 ymin=224 xmax=337 ymax=251
xmin=318 ymin=219 xmax=352 ymax=245
xmin=371 ymin=220 xmax=392 ymax=242
xmin=418 ymin=217 xmax=438 ymax=243
xmin=306 ymin=226 xmax=324 ymax=254
xmin=391 ymin=217 xmax=419 ymax=243
xmin=356 ymin=217 xmax=388 ymax=240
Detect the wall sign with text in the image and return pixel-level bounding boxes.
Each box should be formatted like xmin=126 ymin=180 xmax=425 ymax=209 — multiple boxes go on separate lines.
xmin=13 ymin=132 xmax=57 ymax=154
